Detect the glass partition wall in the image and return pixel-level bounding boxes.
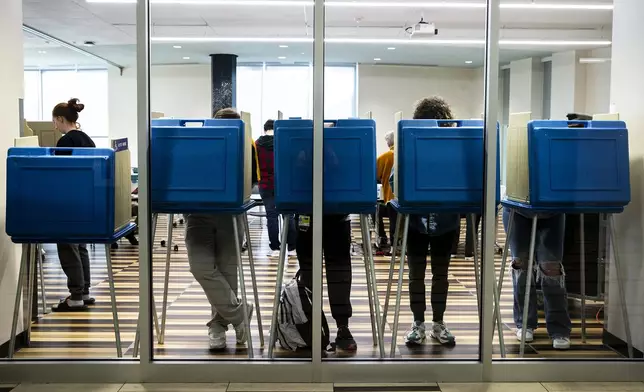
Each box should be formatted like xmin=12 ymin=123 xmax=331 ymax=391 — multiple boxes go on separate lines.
xmin=2 ymin=0 xmax=644 ymax=384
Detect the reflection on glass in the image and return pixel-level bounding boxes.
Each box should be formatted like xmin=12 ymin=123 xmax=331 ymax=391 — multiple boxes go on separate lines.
xmin=149 ymin=1 xmax=315 ymax=360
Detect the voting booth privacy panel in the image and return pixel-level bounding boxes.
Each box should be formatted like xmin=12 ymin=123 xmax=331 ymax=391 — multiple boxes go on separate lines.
xmin=5 ymin=140 xmax=133 ymax=242
xmin=393 ymin=119 xmax=499 ymax=211
xmin=506 ymin=117 xmax=630 ymax=209
xmin=273 ymin=118 xmax=377 ymax=214
xmin=150 ymin=118 xmax=253 ymax=212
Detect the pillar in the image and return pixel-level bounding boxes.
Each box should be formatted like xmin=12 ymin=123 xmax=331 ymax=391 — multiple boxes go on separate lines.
xmin=550 ymin=50 xmax=588 ymax=119
xmin=509 ymin=57 xmax=544 ymax=119
xmin=0 ymin=0 xmax=24 ymax=348
xmin=605 ymin=0 xmax=644 ymax=355
xmin=210 ymin=54 xmax=237 ymax=117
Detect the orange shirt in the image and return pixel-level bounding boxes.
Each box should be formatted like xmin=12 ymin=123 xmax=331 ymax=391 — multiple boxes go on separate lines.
xmin=377 ymin=148 xmax=395 ymax=203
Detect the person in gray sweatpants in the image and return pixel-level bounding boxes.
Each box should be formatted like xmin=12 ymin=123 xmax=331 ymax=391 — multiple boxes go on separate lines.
xmin=54 ymin=243 xmax=95 ymax=312
xmin=185 ymin=107 xmax=256 ymax=351
xmin=185 ymin=214 xmax=251 ymax=350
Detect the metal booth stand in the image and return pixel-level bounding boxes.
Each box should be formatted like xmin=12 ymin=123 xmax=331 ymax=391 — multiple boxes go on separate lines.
xmin=6 ymin=146 xmax=135 ymax=359
xmin=495 ymin=118 xmax=632 ymax=358
xmin=267 ymin=118 xmax=384 ymax=358
xmin=133 ymin=117 xmax=263 ymax=359
xmin=379 ymin=119 xmax=496 ymax=358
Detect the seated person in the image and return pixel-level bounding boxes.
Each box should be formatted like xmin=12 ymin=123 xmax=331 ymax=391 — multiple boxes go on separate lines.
xmin=390 ymin=97 xmax=461 ymax=346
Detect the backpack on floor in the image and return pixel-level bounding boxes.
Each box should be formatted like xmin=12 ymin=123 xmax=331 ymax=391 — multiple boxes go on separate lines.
xmin=276 ymin=271 xmax=330 ymax=351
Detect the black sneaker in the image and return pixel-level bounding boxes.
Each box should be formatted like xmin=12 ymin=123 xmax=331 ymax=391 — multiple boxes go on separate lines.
xmin=335 ymin=326 xmax=357 ymax=352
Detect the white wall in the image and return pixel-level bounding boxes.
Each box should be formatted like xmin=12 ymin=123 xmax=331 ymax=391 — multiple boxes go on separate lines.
xmin=0 ymin=0 xmax=24 ymax=346
xmin=110 ymin=64 xmax=486 ymax=157
xmin=108 ymin=64 xmax=212 ymax=165
xmin=358 ymin=64 xmax=484 ymax=154
xmin=607 ymin=0 xmax=644 ymax=353
xmin=550 ymin=50 xmax=588 ymax=120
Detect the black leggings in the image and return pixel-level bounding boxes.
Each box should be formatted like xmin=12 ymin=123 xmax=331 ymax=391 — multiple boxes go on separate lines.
xmin=296 ymin=215 xmax=353 ymax=327
xmin=407 ymin=229 xmax=458 ymax=323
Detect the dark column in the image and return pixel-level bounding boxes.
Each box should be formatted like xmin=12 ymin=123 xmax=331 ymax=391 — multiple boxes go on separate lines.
xmin=210 ymin=54 xmax=237 ymax=117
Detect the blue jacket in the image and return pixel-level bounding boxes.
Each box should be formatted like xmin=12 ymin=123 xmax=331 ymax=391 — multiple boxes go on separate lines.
xmin=389 ymin=168 xmax=460 ymax=236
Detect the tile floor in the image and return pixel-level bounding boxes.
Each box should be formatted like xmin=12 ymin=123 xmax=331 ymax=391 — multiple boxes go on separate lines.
xmin=2 ymin=383 xmax=644 ymax=392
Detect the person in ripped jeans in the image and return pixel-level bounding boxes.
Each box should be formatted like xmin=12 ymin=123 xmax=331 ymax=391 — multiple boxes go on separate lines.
xmin=502 ymin=209 xmax=572 ymax=350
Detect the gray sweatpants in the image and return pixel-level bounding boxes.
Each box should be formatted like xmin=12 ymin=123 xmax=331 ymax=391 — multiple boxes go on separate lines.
xmin=185 ymin=214 xmax=246 ymax=329
xmin=57 ymin=243 xmax=91 ymax=300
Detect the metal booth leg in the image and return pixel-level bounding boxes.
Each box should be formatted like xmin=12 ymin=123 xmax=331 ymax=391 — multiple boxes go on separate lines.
xmin=580 ymin=214 xmax=587 ymax=344
xmin=493 ymin=209 xmax=514 ymax=358
xmin=519 ymin=215 xmax=538 ymax=358
xmin=243 ymin=212 xmax=264 ymax=348
xmin=232 ymin=215 xmax=254 ymax=358
xmin=608 ymin=214 xmax=634 ymax=359
xmin=382 ymin=213 xmax=403 ymax=335
xmin=133 ymin=295 xmax=161 ymax=357
xmin=105 ymin=243 xmax=123 ymax=358
xmin=390 ymin=214 xmax=410 ymax=358
xmin=361 ymin=214 xmax=385 ymax=358
xmin=37 ymin=244 xmax=48 ymax=315
xmin=268 ymin=214 xmax=290 ymax=358
xmin=469 ymin=214 xmax=482 ymax=319
xmin=26 ymin=244 xmax=37 ymax=340
xmin=159 ymin=213 xmax=174 ymax=344
xmin=8 ymin=245 xmax=30 ymax=359
xmin=361 ymin=215 xmax=378 ymax=347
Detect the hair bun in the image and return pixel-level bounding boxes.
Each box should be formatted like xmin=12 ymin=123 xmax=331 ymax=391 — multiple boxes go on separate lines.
xmin=67 ymin=98 xmax=85 ymax=113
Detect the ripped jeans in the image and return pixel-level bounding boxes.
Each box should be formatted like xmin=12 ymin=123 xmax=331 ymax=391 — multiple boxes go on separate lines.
xmin=502 ymin=208 xmax=572 ymax=338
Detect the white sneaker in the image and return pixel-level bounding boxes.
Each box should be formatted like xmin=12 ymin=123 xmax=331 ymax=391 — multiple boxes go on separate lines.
xmin=288 ymin=250 xmax=297 ymax=257
xmin=208 ymin=324 xmax=227 ymax=350
xmin=553 ymin=336 xmax=571 ymax=350
xmin=234 ymin=303 xmax=254 ymax=345
xmin=516 ymin=328 xmax=534 ymax=343
xmin=267 ymin=250 xmax=281 ymax=258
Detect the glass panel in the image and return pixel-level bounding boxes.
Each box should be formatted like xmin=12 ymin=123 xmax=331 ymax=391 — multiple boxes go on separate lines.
xmin=493 ymin=4 xmax=635 ymax=361
xmin=323 ymin=2 xmax=486 ymax=361
xmin=7 ymin=22 xmax=136 ymax=360
xmin=149 ymin=0 xmax=314 ymax=361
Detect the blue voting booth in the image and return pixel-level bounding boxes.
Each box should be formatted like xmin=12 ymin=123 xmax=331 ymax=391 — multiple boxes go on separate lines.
xmin=506 ymin=120 xmax=630 ymax=212
xmin=273 ymin=118 xmax=377 ymax=214
xmin=149 ymin=117 xmax=260 ymax=358
xmin=5 ymin=146 xmax=133 ymax=359
xmin=6 ymin=147 xmax=134 ymax=243
xmin=150 ymin=118 xmax=252 ymax=213
xmin=392 ymin=119 xmax=499 ymax=213
xmin=499 ymin=119 xmax=632 ymax=359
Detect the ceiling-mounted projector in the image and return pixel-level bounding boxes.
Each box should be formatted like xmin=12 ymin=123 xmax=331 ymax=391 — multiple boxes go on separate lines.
xmin=409 ymin=18 xmax=439 ymax=37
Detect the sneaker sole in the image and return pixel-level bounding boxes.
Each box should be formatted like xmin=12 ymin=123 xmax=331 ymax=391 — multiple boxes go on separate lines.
xmin=553 ymin=342 xmax=570 ymax=350
xmin=209 ymin=343 xmax=227 ymax=351
xmin=405 ymin=336 xmax=426 ymax=346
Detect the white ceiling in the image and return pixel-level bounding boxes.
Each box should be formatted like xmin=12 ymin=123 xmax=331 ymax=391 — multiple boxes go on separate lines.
xmin=23 ymin=0 xmax=614 ymax=68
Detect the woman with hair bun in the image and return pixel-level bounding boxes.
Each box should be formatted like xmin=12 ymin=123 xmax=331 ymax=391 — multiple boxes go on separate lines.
xmin=52 ymin=98 xmax=96 ymax=312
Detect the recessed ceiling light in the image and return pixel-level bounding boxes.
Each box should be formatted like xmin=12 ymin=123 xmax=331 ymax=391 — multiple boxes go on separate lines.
xmin=387 ymin=47 xmax=396 ymax=50
xmin=278 ymin=56 xmax=287 ymax=59
xmin=38 ymin=50 xmax=47 ymax=54
xmin=374 ymin=57 xmax=382 ymax=61
xmin=301 ymin=52 xmax=305 ymax=55
xmin=465 ymin=60 xmax=473 ymax=64
xmin=182 ymin=56 xmax=190 ymax=60
xmin=279 ymin=45 xmax=289 ymax=48
xmin=173 ymin=45 xmax=182 ymax=49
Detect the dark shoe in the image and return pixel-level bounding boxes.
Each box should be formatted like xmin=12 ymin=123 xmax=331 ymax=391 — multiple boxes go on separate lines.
xmin=126 ymin=234 xmax=139 ymax=245
xmin=335 ymin=326 xmax=357 ymax=352
xmin=52 ymin=298 xmax=88 ymax=312
xmin=111 ymin=242 xmax=119 ymax=250
xmin=64 ymin=295 xmax=95 ymax=305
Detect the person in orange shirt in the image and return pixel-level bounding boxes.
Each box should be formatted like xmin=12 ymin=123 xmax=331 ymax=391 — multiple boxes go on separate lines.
xmin=376 ymin=131 xmax=397 ymax=249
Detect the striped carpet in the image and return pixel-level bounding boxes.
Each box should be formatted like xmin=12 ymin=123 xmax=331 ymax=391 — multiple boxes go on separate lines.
xmin=12 ymin=213 xmax=619 ymax=360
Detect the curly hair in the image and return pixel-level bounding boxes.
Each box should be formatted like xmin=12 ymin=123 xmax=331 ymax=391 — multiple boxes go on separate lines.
xmin=413 ymin=96 xmax=453 ymax=120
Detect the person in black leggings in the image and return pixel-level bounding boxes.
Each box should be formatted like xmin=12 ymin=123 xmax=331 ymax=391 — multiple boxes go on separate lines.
xmin=296 ymin=214 xmax=356 ymax=352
